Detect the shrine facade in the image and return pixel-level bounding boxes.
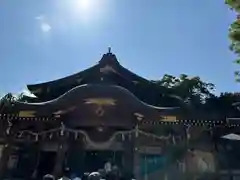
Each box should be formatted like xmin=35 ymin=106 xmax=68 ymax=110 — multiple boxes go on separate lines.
xmin=0 ymin=50 xmax=239 ymax=180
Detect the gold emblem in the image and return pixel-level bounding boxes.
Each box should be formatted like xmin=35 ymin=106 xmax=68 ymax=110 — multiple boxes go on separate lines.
xmin=53 ymin=106 xmax=76 ymax=117
xmin=161 ymin=116 xmax=177 ymax=122
xmin=95 ymin=106 xmax=105 ymax=117
xmin=84 ymin=98 xmax=116 ymax=117
xmin=100 ymin=65 xmax=117 ymax=74
xmin=19 ymin=111 xmax=36 ymax=117
xmin=84 ymin=98 xmax=116 ymax=106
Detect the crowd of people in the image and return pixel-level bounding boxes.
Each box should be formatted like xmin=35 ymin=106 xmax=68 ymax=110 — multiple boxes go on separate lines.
xmin=41 ymin=160 xmax=135 ymax=180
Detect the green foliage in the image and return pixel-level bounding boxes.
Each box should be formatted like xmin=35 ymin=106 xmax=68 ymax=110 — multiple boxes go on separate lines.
xmin=154 ymin=74 xmax=215 ymax=106
xmin=205 ymin=92 xmax=240 ymax=115
xmin=225 ymin=0 xmax=240 ymax=12
xmin=235 ymin=71 xmax=240 ymax=82
xmin=0 ymin=93 xmax=16 ymax=113
xmin=226 ymin=0 xmax=240 ymax=80
xmin=0 ymin=93 xmax=16 ymax=103
xmin=152 ymin=74 xmax=240 ymax=115
xmin=0 ymin=92 xmax=31 ymax=113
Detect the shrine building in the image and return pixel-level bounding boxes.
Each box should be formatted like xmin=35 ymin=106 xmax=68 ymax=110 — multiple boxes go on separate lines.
xmin=0 ymin=49 xmax=239 ymax=180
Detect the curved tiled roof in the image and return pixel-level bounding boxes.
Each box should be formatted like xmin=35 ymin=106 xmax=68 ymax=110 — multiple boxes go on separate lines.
xmin=26 ymin=52 xmax=161 ymax=101
xmin=23 ymin=85 xmax=177 ymax=109
xmin=7 ymin=84 xmax=181 ymax=126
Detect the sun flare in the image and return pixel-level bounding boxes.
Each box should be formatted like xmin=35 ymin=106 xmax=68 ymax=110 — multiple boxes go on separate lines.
xmin=67 ymin=0 xmax=105 ymax=23
xmin=76 ymin=0 xmax=91 ymax=12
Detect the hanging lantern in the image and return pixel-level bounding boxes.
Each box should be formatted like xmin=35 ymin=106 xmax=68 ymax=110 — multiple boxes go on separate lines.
xmin=35 ymin=135 xmax=38 ymax=141
xmin=74 ymin=132 xmax=78 ymax=140
xmin=49 ymin=133 xmax=53 ymax=140
xmin=135 ymin=125 xmax=139 ymax=138
xmin=135 ymin=129 xmax=139 ymax=138
xmin=6 ymin=127 xmax=10 ymax=135
xmin=121 ymin=133 xmax=125 ymax=141
xmin=60 ymin=122 xmax=65 ymax=136
xmin=172 ymin=135 xmax=176 ymax=145
xmin=6 ymin=120 xmax=12 ymax=135
xmin=18 ymin=132 xmax=23 ymax=138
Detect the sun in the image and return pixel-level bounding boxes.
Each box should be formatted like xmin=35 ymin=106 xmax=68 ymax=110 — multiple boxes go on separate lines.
xmin=76 ymin=0 xmax=91 ymax=12
xmin=73 ymin=0 xmax=94 ymax=16
xmin=67 ymin=0 xmax=104 ymax=23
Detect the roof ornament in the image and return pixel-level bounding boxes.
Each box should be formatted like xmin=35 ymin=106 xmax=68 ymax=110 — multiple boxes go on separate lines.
xmin=108 ymin=47 xmax=111 ymax=54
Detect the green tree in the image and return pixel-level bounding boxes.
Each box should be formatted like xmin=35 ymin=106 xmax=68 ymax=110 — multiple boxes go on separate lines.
xmin=154 ymin=74 xmax=215 ymax=107
xmin=225 ymin=0 xmax=240 ymax=80
xmin=0 ymin=93 xmax=16 ymax=113
xmin=205 ymin=92 xmax=240 ymax=116
xmin=0 ymin=92 xmax=32 ymax=113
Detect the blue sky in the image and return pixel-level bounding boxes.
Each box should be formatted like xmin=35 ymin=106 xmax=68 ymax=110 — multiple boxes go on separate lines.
xmin=0 ymin=0 xmax=238 ymax=95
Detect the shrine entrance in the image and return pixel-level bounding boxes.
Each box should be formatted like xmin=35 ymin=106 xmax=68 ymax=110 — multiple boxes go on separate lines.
xmin=37 ymin=151 xmax=56 ymax=178
xmin=83 ymin=150 xmax=123 ymax=173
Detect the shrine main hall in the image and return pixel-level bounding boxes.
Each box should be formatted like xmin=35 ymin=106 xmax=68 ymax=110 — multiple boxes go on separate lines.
xmin=0 ymin=50 xmax=239 ymax=180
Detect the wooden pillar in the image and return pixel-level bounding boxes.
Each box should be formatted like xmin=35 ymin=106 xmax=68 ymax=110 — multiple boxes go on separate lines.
xmin=31 ymin=142 xmax=41 ymax=179
xmin=133 ymin=127 xmax=141 ymax=180
xmin=123 ymin=133 xmax=134 ymax=177
xmin=53 ymin=143 xmax=68 ymax=177
xmin=52 ymin=123 xmax=68 ymax=178
xmin=123 ymin=127 xmax=141 ymax=179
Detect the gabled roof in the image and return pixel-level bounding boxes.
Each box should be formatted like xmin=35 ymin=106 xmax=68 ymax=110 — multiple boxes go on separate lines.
xmin=27 ymin=51 xmax=151 ymax=98
xmin=2 ymin=85 xmax=181 ymax=127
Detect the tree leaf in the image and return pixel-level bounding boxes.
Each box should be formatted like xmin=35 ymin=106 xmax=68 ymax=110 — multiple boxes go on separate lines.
xmin=234 ymin=59 xmax=240 ymax=64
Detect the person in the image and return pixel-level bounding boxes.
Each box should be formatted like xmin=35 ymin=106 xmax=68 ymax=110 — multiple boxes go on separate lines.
xmin=58 ymin=167 xmax=71 ymax=180
xmin=71 ymin=173 xmax=82 ymax=180
xmin=88 ymin=172 xmax=101 ymax=180
xmin=43 ymin=174 xmax=55 ymax=180
xmin=82 ymin=172 xmax=90 ymax=180
xmin=111 ymin=165 xmax=119 ymax=175
xmin=104 ymin=159 xmax=112 ymax=174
